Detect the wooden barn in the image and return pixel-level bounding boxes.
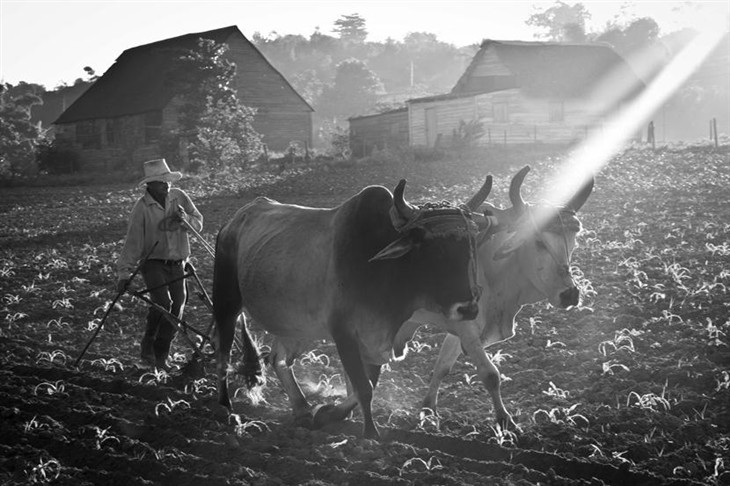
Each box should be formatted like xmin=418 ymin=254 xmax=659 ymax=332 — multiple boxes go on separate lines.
xmin=54 ymin=26 xmax=313 ymax=172
xmin=350 ymin=39 xmax=645 ymax=152
xmin=348 ymin=108 xmax=408 ymax=158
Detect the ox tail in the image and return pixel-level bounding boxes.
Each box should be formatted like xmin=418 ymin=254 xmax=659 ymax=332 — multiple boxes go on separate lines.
xmin=236 ymin=314 xmax=265 ymax=390
xmin=213 ymin=226 xmax=263 ymax=410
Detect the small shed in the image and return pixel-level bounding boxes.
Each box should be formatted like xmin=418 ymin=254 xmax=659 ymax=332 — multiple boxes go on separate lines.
xmin=349 ymin=39 xmax=646 ymax=151
xmin=408 ymin=40 xmax=645 ymax=147
xmin=54 ymin=25 xmax=313 ymax=172
xmin=348 ymin=108 xmax=409 ymax=157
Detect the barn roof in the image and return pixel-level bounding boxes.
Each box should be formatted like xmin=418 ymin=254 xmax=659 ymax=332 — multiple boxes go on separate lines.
xmin=55 ymin=25 xmax=311 ymax=124
xmin=452 ymin=39 xmax=645 ymax=99
xmin=348 ymin=107 xmax=407 ymax=121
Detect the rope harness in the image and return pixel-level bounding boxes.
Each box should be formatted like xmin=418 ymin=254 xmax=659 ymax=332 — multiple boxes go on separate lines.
xmin=391 ymin=201 xmax=482 ymax=303
xmin=526 ymin=205 xmax=581 ymax=279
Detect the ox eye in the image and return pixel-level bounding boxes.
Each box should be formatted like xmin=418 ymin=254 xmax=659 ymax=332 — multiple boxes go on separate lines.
xmin=535 ymin=240 xmax=547 ymax=250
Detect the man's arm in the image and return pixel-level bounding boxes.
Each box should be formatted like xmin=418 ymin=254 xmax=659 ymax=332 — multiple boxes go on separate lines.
xmin=177 ymin=190 xmax=203 ymax=232
xmin=117 ymin=200 xmax=146 ymax=280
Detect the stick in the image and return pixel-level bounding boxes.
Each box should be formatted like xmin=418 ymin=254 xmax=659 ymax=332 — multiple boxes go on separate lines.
xmin=178 ymin=210 xmax=215 ymax=258
xmin=130 ymin=292 xmax=209 ymax=359
xmin=74 ymin=241 xmax=159 ymax=367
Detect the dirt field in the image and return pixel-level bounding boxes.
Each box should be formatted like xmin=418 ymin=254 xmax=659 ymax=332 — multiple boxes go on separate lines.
xmin=1 ymin=145 xmax=729 ymax=485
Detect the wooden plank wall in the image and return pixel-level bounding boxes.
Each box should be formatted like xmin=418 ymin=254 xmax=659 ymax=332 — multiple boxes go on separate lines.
xmin=55 ymin=111 xmax=162 ymax=172
xmin=409 ymin=89 xmax=608 ymax=147
xmin=409 ymin=97 xmax=478 ymax=147
xmin=349 ymin=110 xmax=409 ymax=157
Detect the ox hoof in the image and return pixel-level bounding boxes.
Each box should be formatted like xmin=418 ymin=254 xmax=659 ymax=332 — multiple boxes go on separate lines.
xmin=496 ymin=414 xmax=520 ymax=432
xmin=293 ymin=409 xmax=315 ymax=429
xmin=213 ymin=403 xmax=232 ymax=423
xmin=363 ymin=427 xmax=380 ymax=440
xmin=420 ymin=406 xmax=438 ymax=417
xmin=312 ymin=403 xmax=348 ymax=428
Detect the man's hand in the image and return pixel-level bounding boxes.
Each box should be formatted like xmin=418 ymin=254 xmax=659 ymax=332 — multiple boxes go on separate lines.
xmin=175 ymin=205 xmax=189 ymax=228
xmin=116 ymin=278 xmax=131 ymax=293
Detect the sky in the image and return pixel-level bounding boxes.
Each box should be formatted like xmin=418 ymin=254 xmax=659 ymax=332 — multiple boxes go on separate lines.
xmin=1 ymin=0 xmax=728 ymax=88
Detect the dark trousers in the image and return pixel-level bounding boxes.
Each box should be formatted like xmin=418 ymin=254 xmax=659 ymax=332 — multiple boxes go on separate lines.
xmin=140 ymin=260 xmax=186 ymax=364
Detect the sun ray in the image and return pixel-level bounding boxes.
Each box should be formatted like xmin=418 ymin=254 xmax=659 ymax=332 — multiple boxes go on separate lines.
xmin=536 ymin=27 xmax=727 ymax=220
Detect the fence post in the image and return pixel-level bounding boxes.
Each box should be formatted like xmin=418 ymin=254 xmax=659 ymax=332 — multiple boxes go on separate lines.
xmin=647 ymin=121 xmax=655 ymax=150
xmin=712 ymin=118 xmax=718 ymax=148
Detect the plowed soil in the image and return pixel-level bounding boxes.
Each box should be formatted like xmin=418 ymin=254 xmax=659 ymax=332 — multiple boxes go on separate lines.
xmin=1 ymin=145 xmax=729 ymax=485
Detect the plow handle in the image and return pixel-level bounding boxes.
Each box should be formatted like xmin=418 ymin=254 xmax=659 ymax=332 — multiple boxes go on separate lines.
xmin=74 ymin=241 xmax=158 ymax=367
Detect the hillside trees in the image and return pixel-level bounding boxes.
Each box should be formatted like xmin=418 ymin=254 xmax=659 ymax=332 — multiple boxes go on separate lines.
xmin=595 ymin=17 xmax=660 ymax=57
xmin=164 ymin=38 xmax=262 ymax=171
xmin=317 ymin=58 xmax=384 ymax=122
xmin=252 ymin=15 xmax=473 ymax=147
xmin=526 ymin=1 xmax=591 ymax=41
xmin=333 ymin=13 xmax=368 ymax=43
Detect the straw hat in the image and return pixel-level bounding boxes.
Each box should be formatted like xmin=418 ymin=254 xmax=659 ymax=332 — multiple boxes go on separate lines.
xmin=138 ymin=159 xmax=182 ymax=187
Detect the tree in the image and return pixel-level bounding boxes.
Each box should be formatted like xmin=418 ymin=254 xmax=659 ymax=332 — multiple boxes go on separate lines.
xmin=82 ymin=66 xmax=100 ymax=83
xmin=290 ymin=69 xmax=324 ymax=105
xmin=526 ymin=1 xmax=591 ymax=41
xmin=333 ymin=13 xmax=368 ymax=43
xmin=163 ymin=38 xmax=262 ymax=171
xmin=0 ymin=82 xmax=44 ymax=179
xmin=192 ymin=97 xmax=262 ymax=172
xmin=317 ymin=58 xmax=383 ymax=123
xmin=595 ymin=17 xmax=660 ymax=56
xmin=622 ymin=17 xmax=660 ymax=53
xmin=563 ymin=22 xmax=588 ymax=42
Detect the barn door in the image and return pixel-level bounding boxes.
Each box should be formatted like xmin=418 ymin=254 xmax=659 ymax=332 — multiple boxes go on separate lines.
xmin=425 ymin=108 xmax=438 ymax=147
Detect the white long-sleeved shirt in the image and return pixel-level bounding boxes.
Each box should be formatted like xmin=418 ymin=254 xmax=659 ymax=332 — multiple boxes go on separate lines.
xmin=116 ymin=187 xmax=203 ymax=279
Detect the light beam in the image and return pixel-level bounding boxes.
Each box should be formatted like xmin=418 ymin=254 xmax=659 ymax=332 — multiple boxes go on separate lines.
xmin=536 ymin=27 xmax=727 ymax=221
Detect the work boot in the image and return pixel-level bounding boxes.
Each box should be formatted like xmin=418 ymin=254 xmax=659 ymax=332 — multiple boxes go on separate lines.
xmin=140 ymin=335 xmax=155 ymax=366
xmin=153 ymin=339 xmax=173 ymax=371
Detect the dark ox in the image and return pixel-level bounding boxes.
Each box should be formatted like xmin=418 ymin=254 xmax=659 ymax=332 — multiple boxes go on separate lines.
xmin=212 ymin=178 xmax=496 ymax=439
xmin=405 ymin=166 xmax=593 ymax=428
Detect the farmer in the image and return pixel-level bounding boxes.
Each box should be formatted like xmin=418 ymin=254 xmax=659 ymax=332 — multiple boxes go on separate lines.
xmin=116 ymin=159 xmax=204 ymax=370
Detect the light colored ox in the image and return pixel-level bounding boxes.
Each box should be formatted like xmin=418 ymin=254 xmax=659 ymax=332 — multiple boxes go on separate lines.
xmin=212 ymin=178 xmax=500 ymax=439
xmin=411 ymin=166 xmax=594 ymax=428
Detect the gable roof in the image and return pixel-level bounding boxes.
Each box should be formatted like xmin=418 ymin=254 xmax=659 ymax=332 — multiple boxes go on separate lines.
xmin=452 ymin=39 xmax=645 ymax=99
xmin=55 ymin=25 xmax=311 ymax=124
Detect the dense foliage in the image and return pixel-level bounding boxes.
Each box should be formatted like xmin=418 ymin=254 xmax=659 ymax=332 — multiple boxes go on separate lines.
xmin=0 ymin=83 xmax=44 ymax=180
xmin=163 ymin=39 xmax=263 ymax=172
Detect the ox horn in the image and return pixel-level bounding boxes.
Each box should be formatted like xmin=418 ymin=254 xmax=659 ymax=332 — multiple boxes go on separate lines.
xmin=566 ymin=176 xmax=595 ymax=212
xmin=393 ymin=179 xmax=416 ymax=222
xmin=465 ymin=175 xmax=493 ymax=211
xmin=509 ymin=166 xmax=530 ymax=210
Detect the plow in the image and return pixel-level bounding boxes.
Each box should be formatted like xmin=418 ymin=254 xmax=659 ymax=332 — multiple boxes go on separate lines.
xmin=74 ymin=216 xmax=221 ymax=370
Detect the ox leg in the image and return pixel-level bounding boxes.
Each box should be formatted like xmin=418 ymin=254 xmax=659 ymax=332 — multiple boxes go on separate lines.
xmin=458 ymin=329 xmax=516 ymax=429
xmin=269 ymin=337 xmax=311 ymax=423
xmin=366 ymin=364 xmax=382 ymax=388
xmin=213 ymin=246 xmax=244 ymax=411
xmin=214 ymin=312 xmax=237 ymax=410
xmin=423 ymin=333 xmax=463 ymax=413
xmin=315 ymin=330 xmax=378 ymax=439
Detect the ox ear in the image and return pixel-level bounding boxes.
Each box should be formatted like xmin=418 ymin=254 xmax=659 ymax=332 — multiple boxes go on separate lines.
xmin=493 ymin=232 xmax=523 ymax=260
xmin=369 ymin=236 xmax=415 ymax=262
xmin=491 ymin=211 xmax=530 ymax=259
xmin=477 ymin=204 xmax=513 ymax=247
